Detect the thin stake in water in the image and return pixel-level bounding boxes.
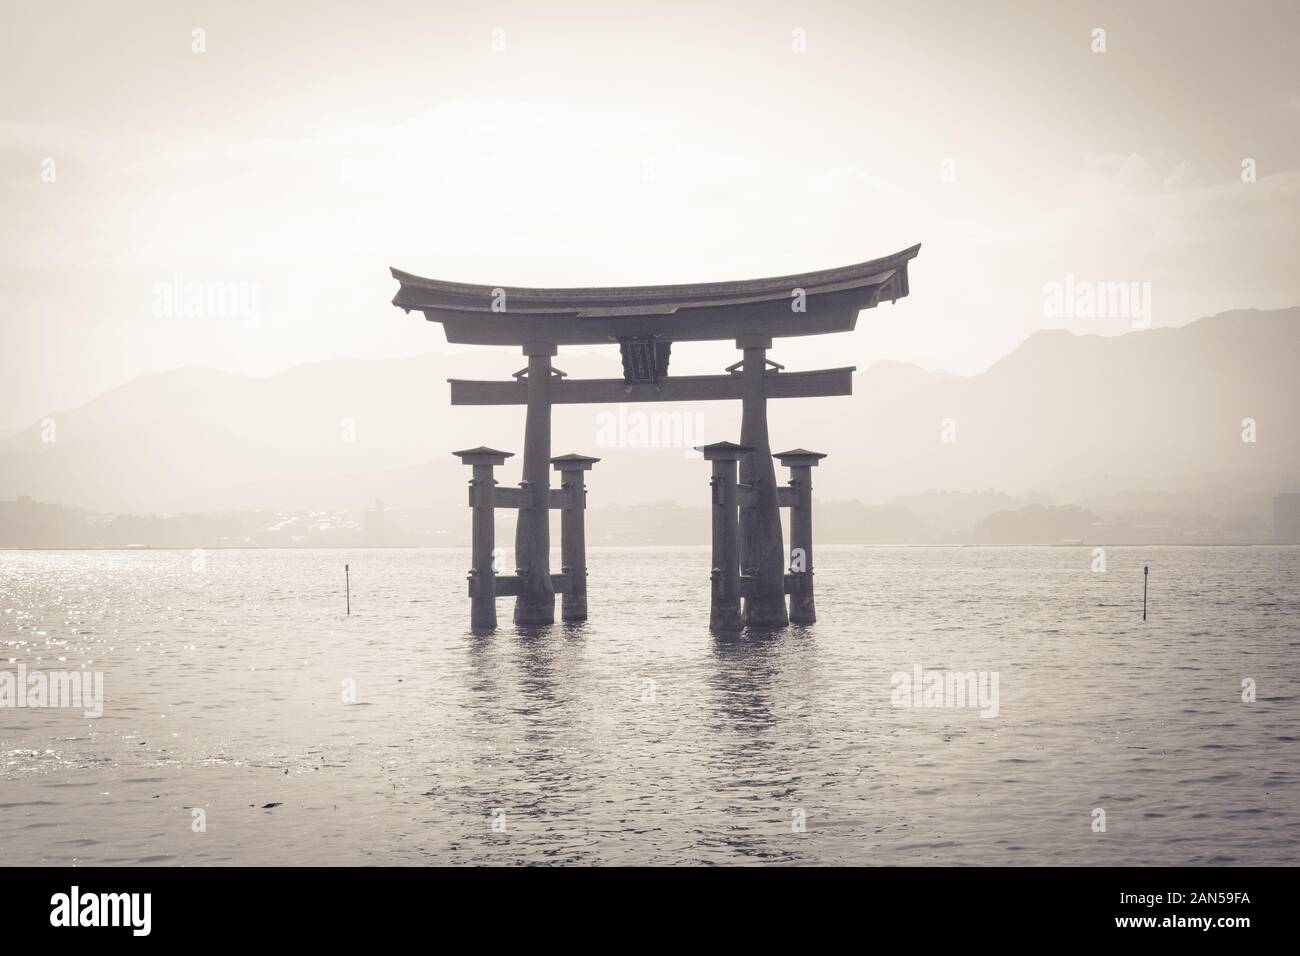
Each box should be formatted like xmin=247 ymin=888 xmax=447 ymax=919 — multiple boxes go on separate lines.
xmin=345 ymin=563 xmax=350 ymax=616
xmin=1143 ymin=565 xmax=1148 ymax=621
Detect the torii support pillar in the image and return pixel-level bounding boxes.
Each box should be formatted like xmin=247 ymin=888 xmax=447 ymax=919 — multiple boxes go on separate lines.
xmin=736 ymin=335 xmax=789 ymax=627
xmin=515 ymin=343 xmax=557 ymax=625
xmin=699 ymin=441 xmax=750 ymax=631
xmin=775 ymin=449 xmax=827 ymax=624
xmin=552 ymin=453 xmax=599 ymax=621
xmin=453 ymin=446 xmax=514 ymax=631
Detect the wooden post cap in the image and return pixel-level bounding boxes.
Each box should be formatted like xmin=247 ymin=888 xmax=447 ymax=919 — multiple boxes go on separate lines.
xmin=696 ymin=440 xmax=754 ymax=462
xmin=550 ymin=452 xmax=601 ymax=471
xmin=773 ymin=448 xmax=828 ymax=467
xmin=452 ymin=446 xmax=514 ymax=466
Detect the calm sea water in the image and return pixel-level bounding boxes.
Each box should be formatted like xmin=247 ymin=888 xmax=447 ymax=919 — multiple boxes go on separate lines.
xmin=1 ymin=545 xmax=1297 ymax=866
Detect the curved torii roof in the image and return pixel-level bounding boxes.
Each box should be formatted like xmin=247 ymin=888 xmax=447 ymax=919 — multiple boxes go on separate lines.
xmin=390 ymin=243 xmax=920 ymax=346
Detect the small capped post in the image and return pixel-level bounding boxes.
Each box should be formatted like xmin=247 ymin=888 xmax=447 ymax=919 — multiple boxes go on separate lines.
xmin=453 ymin=446 xmax=514 ymax=631
xmin=774 ymin=448 xmax=827 ymax=624
xmin=698 ymin=441 xmax=753 ymax=631
xmin=551 ymin=452 xmax=600 ymax=622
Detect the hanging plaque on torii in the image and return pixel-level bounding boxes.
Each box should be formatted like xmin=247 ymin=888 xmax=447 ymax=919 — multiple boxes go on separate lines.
xmin=390 ymin=243 xmax=920 ymax=630
xmin=619 ymin=336 xmax=670 ymax=387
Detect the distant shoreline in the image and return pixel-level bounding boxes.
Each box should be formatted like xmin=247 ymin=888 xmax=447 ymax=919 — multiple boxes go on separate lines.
xmin=3 ymin=543 xmax=1296 ymax=553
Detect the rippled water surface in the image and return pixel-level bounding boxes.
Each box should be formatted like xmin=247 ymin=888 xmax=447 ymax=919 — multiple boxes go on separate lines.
xmin=1 ymin=546 xmax=1297 ymax=865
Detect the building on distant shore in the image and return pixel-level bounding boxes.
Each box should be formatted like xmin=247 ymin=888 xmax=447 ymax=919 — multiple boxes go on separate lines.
xmin=1275 ymin=494 xmax=1300 ymax=544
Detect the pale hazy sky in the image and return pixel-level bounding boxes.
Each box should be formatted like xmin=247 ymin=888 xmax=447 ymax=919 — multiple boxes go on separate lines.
xmin=2 ymin=0 xmax=1298 ymax=428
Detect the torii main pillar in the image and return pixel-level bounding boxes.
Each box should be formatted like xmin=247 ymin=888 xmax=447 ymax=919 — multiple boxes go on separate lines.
xmin=514 ymin=342 xmax=556 ymax=625
xmin=736 ymin=334 xmax=789 ymax=627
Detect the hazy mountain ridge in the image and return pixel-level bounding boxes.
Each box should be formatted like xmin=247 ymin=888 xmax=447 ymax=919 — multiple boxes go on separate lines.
xmin=2 ymin=308 xmax=1297 ymax=525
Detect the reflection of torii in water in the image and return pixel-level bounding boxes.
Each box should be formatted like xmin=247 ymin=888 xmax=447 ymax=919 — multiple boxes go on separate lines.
xmin=390 ymin=243 xmax=920 ymax=630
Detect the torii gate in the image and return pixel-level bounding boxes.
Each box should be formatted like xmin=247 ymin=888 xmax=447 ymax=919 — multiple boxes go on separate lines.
xmin=390 ymin=243 xmax=920 ymax=629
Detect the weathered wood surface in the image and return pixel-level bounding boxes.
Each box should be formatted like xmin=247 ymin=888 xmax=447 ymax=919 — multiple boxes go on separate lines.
xmin=740 ymin=484 xmax=797 ymax=509
xmin=774 ymin=451 xmax=826 ymax=624
xmin=513 ymin=349 xmax=556 ymax=624
xmin=476 ymin=573 xmax=572 ymax=599
xmin=468 ymin=464 xmax=497 ymax=629
xmin=390 ymin=244 xmax=919 ymax=345
xmin=556 ymin=468 xmax=590 ymax=621
xmin=473 ymin=485 xmax=574 ymax=510
xmin=701 ymin=442 xmax=748 ymax=631
xmin=449 ymin=367 xmax=855 ymax=406
xmin=786 ymin=467 xmax=816 ymax=623
xmin=737 ymin=343 xmax=789 ymax=628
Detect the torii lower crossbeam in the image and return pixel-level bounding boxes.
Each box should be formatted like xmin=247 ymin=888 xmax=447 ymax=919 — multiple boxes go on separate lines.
xmin=448 ymin=366 xmax=854 ymax=406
